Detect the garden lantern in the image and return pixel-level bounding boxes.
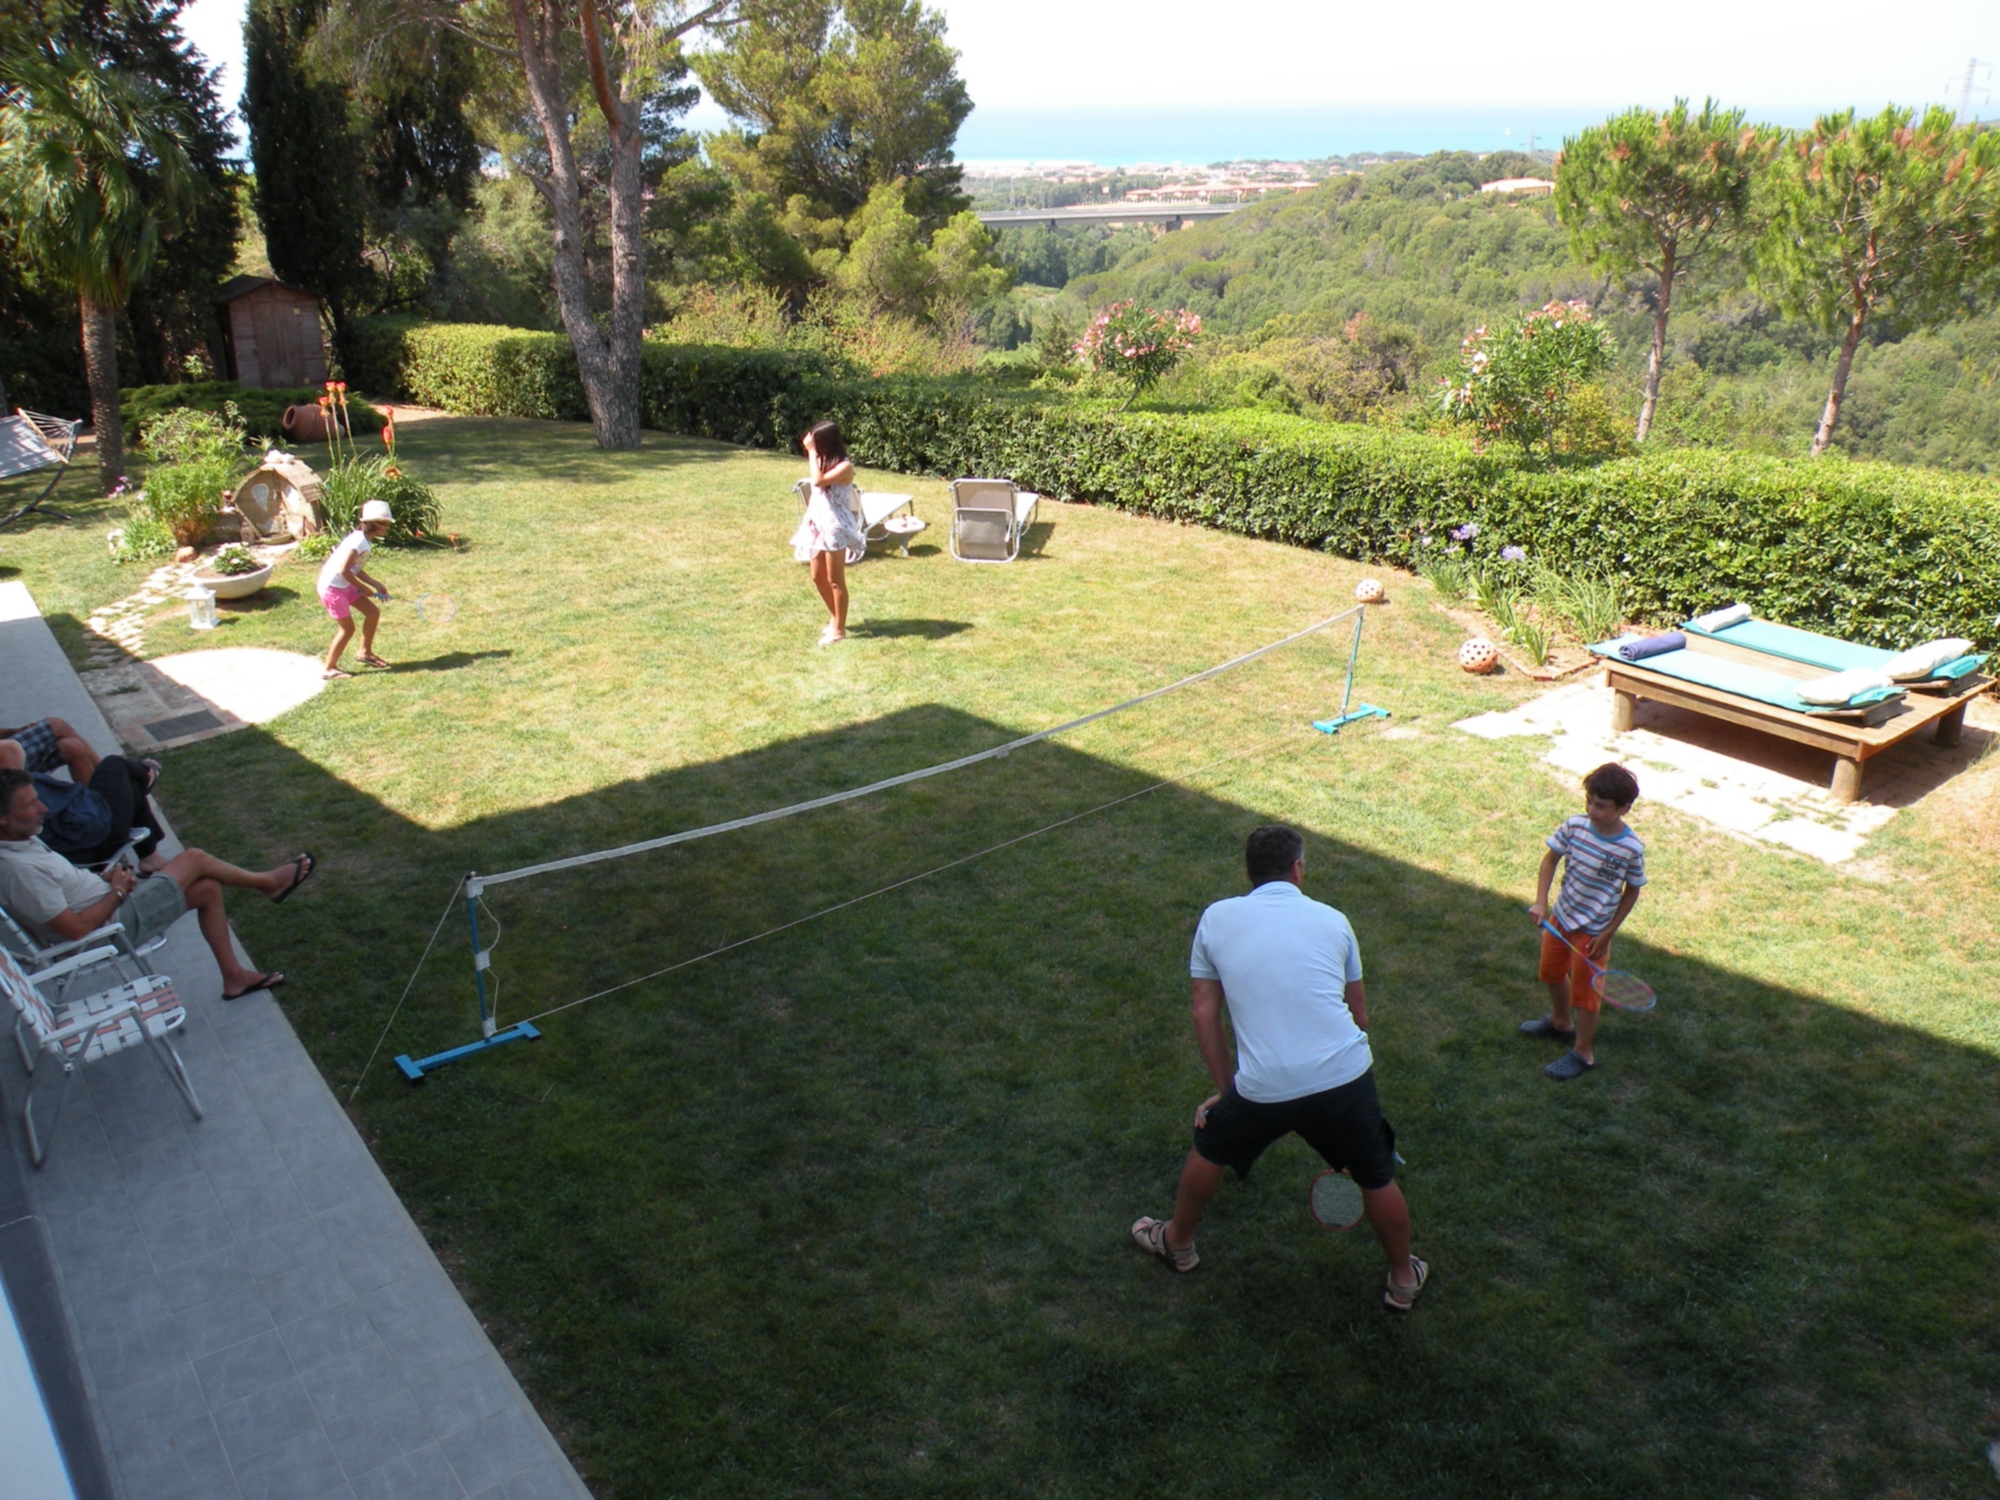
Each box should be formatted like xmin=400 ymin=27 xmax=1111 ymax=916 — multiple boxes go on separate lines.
xmin=187 ymin=585 xmax=218 ymax=631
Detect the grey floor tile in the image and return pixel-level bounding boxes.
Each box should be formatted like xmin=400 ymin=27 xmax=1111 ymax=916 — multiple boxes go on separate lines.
xmin=351 ymin=1443 xmax=465 ymax=1500
xmin=241 ymin=1217 xmax=336 ymax=1280
xmin=47 ymin=1191 xmax=141 ymax=1256
xmin=233 ymin=1426 xmax=349 ymax=1500
xmin=332 ymin=1229 xmax=435 ymax=1296
xmin=177 ymin=1285 xmax=281 ymax=1361
xmin=113 ymin=1132 xmax=208 ymax=1190
xmin=293 ymin=1159 xmax=375 ymax=1216
xmin=99 ymin=1095 xmax=197 ymax=1158
xmin=111 ymin=1411 xmax=242 ymax=1500
xmin=213 ymin=1374 xmax=324 ymax=1464
xmin=374 ymin=1307 xmax=491 ymax=1390
xmin=73 ymin=1273 xmax=192 ymax=1395
xmin=261 ymin=1249 xmax=361 ymax=1326
xmin=280 ymin=1299 xmax=384 ymax=1374
xmin=299 ymin=1340 xmax=406 ymax=1422
xmin=126 ymin=1161 xmax=222 ymax=1231
xmin=363 ymin=1267 xmax=459 ymax=1327
xmin=163 ymin=1243 xmax=269 ymax=1313
xmin=437 ymin=1406 xmax=549 ymax=1498
xmin=147 ymin=1200 xmax=242 ymax=1271
xmin=272 ymin=1122 xmax=365 ymax=1182
xmin=215 ymin=1169 xmax=314 ymax=1238
xmin=409 ymin=1355 xmax=517 ymax=1443
xmin=52 ymin=1217 xmax=157 ymax=1291
xmin=322 ymin=1386 xmax=436 ymax=1481
xmin=101 ymin=1358 xmax=208 ymax=1446
xmin=495 ymin=1458 xmax=584 ymax=1500
xmin=194 ymin=1325 xmax=297 ymax=1407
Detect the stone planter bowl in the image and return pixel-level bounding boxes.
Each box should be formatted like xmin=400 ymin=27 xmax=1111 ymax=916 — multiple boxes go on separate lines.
xmin=191 ymin=562 xmax=275 ymax=600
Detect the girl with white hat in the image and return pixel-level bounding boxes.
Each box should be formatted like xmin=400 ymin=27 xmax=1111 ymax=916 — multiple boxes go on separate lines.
xmin=318 ymin=498 xmax=395 ymax=679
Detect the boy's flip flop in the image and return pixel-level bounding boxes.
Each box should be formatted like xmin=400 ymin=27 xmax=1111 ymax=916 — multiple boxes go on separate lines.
xmin=273 ymin=853 xmax=315 ymax=903
xmin=322 ymin=667 xmax=352 ymax=680
xmin=358 ymin=653 xmax=390 ymax=668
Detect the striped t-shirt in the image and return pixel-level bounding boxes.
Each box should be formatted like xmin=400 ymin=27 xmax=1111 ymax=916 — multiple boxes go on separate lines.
xmin=1547 ymin=815 xmax=1647 ymax=935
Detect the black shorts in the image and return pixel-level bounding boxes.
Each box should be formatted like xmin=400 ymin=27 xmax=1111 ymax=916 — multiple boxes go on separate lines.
xmin=1192 ymin=1071 xmax=1398 ymax=1189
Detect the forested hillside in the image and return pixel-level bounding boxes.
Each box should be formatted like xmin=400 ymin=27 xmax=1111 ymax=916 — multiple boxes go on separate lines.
xmin=994 ymin=153 xmax=2000 ymax=471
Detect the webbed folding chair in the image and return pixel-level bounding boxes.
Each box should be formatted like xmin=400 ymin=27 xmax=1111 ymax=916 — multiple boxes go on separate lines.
xmin=0 ymin=410 xmax=79 ymax=529
xmin=0 ymin=944 xmax=197 ymax=1167
xmin=948 ymin=479 xmax=1039 ymax=563
xmin=0 ymin=900 xmax=161 ymax=1002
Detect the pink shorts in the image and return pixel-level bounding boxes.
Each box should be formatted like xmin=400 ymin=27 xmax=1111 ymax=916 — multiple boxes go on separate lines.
xmin=319 ymin=583 xmax=364 ymax=620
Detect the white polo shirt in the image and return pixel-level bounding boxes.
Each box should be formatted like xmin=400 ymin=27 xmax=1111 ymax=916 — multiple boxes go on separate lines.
xmin=1189 ymin=879 xmax=1369 ymax=1103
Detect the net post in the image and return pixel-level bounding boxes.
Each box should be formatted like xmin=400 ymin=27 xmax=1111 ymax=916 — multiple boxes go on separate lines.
xmin=392 ymin=872 xmax=542 ymax=1083
xmin=1311 ymin=604 xmax=1391 ymax=735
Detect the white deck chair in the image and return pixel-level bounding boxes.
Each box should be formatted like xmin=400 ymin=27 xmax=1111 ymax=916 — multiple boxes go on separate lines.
xmin=0 ymin=944 xmax=198 ymax=1167
xmin=0 ymin=410 xmax=78 ymax=529
xmin=948 ymin=479 xmax=1040 ymax=564
xmin=0 ymin=900 xmax=161 ymax=1000
xmin=792 ymin=479 xmax=917 ymax=551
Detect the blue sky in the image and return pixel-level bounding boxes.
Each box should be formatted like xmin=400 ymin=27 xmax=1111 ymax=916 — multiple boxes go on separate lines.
xmin=176 ymin=0 xmax=1999 ymax=154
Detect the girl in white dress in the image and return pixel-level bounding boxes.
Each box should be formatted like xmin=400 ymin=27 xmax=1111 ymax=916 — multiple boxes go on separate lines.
xmin=789 ymin=420 xmax=867 ymax=644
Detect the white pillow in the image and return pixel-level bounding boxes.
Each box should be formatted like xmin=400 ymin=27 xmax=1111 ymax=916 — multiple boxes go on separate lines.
xmin=1881 ymin=638 xmax=1973 ymax=681
xmin=1796 ymin=668 xmax=1894 ymax=706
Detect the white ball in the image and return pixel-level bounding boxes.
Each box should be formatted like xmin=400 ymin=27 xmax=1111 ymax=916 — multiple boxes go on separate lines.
xmin=1355 ymin=578 xmax=1386 ymax=603
xmin=1458 ymin=638 xmax=1499 ymax=674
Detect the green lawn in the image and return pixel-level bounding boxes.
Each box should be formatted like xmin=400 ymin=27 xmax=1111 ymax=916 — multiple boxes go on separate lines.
xmin=6 ymin=418 xmax=1998 ymax=1497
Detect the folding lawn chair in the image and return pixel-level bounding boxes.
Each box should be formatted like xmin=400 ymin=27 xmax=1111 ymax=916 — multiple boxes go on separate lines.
xmin=0 ymin=943 xmax=197 ymax=1167
xmin=0 ymin=409 xmax=79 ymax=529
xmin=0 ymin=900 xmax=163 ymax=1001
xmin=793 ymin=479 xmax=920 ymax=553
xmin=948 ymin=479 xmax=1039 ymax=564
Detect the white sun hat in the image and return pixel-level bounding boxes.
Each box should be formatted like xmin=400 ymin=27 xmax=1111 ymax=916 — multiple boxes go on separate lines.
xmin=360 ymin=499 xmax=394 ymax=523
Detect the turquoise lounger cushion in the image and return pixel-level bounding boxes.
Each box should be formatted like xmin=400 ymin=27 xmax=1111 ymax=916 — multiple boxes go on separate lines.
xmin=1679 ymin=617 xmax=1894 ymax=672
xmin=1591 ymin=641 xmax=1905 ymax=713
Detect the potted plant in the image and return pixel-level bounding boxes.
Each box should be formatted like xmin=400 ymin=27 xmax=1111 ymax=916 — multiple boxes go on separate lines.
xmin=190 ymin=542 xmax=274 ymax=599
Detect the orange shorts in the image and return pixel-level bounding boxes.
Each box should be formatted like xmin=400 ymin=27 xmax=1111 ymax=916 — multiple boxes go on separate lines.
xmin=1539 ymin=923 xmax=1608 ymax=1012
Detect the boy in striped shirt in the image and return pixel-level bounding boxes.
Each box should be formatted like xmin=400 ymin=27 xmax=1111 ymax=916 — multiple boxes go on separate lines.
xmin=1521 ymin=763 xmax=1645 ymax=1081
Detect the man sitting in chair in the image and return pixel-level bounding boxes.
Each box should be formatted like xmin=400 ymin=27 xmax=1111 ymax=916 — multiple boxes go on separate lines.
xmin=0 ymin=768 xmax=313 ymax=999
xmin=0 ymin=737 xmax=163 ymax=867
xmin=2 ymin=715 xmax=99 ymax=783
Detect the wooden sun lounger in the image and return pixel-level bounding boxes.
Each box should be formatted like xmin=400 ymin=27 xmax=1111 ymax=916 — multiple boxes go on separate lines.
xmin=1599 ymin=630 xmax=1987 ymax=802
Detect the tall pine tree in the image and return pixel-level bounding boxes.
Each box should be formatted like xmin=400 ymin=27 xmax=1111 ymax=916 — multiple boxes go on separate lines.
xmin=243 ymin=0 xmax=369 ymax=349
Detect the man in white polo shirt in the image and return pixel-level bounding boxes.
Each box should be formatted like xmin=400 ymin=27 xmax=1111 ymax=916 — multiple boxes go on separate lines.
xmin=1130 ymin=825 xmax=1428 ymax=1310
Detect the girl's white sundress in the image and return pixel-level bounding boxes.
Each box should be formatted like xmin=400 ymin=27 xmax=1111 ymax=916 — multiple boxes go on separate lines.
xmin=790 ymin=480 xmax=867 ymax=564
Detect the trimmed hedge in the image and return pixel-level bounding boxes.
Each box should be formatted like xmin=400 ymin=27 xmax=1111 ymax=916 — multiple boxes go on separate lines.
xmin=353 ymin=318 xmax=2000 ymax=647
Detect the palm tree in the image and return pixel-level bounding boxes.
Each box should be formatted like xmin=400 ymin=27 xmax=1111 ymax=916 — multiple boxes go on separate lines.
xmin=0 ymin=43 xmax=204 ymax=492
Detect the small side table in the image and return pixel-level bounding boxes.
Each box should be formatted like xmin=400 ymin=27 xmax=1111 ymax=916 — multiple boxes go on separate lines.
xmin=880 ymin=515 xmax=927 ymax=556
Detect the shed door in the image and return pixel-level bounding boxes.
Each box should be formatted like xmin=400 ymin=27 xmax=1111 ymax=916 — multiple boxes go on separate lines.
xmin=248 ymin=295 xmax=305 ymax=386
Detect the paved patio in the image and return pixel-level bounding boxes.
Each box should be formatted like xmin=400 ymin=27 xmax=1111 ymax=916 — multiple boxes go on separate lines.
xmin=0 ymin=581 xmax=590 ymax=1499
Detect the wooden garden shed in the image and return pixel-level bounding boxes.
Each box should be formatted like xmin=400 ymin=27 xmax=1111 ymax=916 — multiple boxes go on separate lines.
xmin=212 ymin=276 xmax=328 ymax=388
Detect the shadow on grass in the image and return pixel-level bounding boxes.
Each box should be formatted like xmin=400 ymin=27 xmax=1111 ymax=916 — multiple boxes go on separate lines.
xmin=218 ymin=586 xmax=303 ymax=616
xmin=162 ymin=707 xmax=1999 ymax=1500
xmin=408 ymin=417 xmax=751 ymax=488
xmin=383 ymin=649 xmax=514 ymax=673
xmin=849 ymin=618 xmax=972 ymax=640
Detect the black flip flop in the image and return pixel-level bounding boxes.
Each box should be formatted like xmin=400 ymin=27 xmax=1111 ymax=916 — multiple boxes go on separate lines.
xmin=223 ymin=972 xmax=285 ymax=1000
xmin=273 ymin=852 xmax=315 ymax=903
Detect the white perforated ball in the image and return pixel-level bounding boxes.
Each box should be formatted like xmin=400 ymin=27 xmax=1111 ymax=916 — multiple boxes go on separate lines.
xmin=1355 ymin=578 xmax=1385 ymax=603
xmin=1458 ymin=638 xmax=1499 ymax=674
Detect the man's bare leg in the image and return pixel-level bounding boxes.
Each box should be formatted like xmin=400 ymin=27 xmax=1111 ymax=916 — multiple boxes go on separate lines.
xmin=179 ymin=875 xmax=267 ymax=995
xmin=1166 ymin=1147 xmax=1224 ymax=1254
xmin=159 ymin=847 xmax=301 ymax=899
xmin=1362 ymin=1181 xmax=1417 ymax=1290
xmin=44 ymin=717 xmax=98 ymax=783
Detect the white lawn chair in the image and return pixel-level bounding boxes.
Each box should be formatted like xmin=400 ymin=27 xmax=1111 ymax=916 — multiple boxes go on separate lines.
xmin=0 ymin=409 xmax=79 ymax=529
xmin=0 ymin=944 xmax=198 ymax=1167
xmin=948 ymin=479 xmax=1040 ymax=564
xmin=793 ymin=480 xmax=920 ymax=553
xmin=0 ymin=900 xmax=161 ymax=1000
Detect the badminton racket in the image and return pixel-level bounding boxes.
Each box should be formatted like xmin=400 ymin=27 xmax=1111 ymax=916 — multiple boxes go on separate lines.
xmin=376 ymin=590 xmax=457 ymax=624
xmin=1536 ymin=916 xmax=1656 ymax=1013
xmin=1308 ymin=1170 xmax=1364 ymax=1229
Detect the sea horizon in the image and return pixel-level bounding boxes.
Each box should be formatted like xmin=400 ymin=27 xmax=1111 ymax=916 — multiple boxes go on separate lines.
xmin=950 ymin=102 xmax=1880 ymax=169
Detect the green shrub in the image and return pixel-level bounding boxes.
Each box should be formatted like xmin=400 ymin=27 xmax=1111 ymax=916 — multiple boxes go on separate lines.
xmin=352 ymin=318 xmax=2000 ymax=646
xmin=120 ymin=381 xmax=383 ymax=449
xmin=138 ymin=457 xmax=233 ymax=548
xmin=295 ymin=530 xmax=335 ymax=563
xmin=111 ymin=513 xmax=174 ymax=563
xmin=318 ymin=456 xmax=443 ymax=544
xmin=140 ymin=402 xmax=247 ymax=467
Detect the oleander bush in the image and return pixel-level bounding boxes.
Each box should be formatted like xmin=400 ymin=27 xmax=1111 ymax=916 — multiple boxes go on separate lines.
xmin=352 ymin=318 xmax=2000 ymax=646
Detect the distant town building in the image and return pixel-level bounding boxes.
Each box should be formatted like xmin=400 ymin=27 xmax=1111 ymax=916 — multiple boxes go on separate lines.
xmin=1478 ymin=177 xmax=1556 ymax=197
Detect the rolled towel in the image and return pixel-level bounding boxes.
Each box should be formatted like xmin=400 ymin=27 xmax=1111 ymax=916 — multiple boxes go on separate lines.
xmin=1795 ymin=668 xmax=1894 ymax=706
xmin=1617 ymin=632 xmax=1687 ymax=662
xmin=1690 ymin=603 xmax=1752 ymax=632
